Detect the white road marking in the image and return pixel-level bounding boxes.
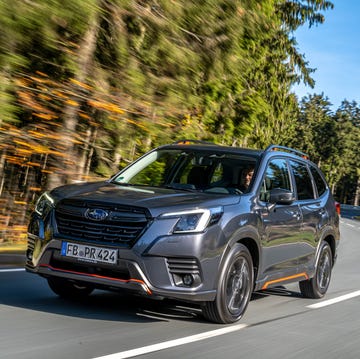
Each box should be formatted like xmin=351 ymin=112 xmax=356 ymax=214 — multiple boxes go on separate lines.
xmin=92 ymin=323 xmax=248 ymax=359
xmin=307 ymin=290 xmax=360 ymax=309
xmin=3 ymin=259 xmax=360 ymax=357
xmin=0 ymin=268 xmax=25 ymax=273
xmin=93 ymin=287 xmax=360 ymax=359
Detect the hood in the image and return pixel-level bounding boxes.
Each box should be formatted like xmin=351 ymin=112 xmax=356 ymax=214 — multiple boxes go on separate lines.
xmin=50 ymin=181 xmax=241 ymax=217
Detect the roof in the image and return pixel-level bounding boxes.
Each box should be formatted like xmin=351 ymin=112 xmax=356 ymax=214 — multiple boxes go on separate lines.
xmin=161 ymin=140 xmax=263 ymax=157
xmin=160 ymin=140 xmax=310 ymax=161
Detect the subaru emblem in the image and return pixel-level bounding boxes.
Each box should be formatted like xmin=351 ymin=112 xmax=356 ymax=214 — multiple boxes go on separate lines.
xmin=85 ymin=208 xmax=109 ymax=221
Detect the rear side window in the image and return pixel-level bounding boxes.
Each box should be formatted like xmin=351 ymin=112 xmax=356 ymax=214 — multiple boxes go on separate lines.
xmin=290 ymin=161 xmax=315 ymax=200
xmin=260 ymin=158 xmax=291 ymax=202
xmin=310 ymin=165 xmax=327 ymax=197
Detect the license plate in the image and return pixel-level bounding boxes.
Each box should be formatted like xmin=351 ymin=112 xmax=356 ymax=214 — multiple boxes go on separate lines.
xmin=61 ymin=242 xmax=118 ymax=265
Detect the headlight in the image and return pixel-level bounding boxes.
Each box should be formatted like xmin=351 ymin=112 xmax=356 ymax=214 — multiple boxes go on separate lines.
xmin=161 ymin=207 xmax=223 ymax=233
xmin=35 ymin=192 xmax=54 ymax=217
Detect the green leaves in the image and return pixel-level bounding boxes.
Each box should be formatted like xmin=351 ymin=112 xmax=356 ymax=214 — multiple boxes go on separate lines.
xmin=3 ymin=0 xmax=360 ymax=243
xmin=277 ymin=0 xmax=334 ymax=30
xmin=291 ymin=94 xmax=360 ymax=202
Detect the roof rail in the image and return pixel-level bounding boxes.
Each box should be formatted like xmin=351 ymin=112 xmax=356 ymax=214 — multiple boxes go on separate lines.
xmin=264 ymin=145 xmax=309 ymax=160
xmin=172 ymin=139 xmax=216 ymax=145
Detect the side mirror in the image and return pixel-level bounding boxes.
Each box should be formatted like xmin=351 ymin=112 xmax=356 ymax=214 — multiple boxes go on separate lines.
xmin=269 ymin=188 xmax=295 ymax=205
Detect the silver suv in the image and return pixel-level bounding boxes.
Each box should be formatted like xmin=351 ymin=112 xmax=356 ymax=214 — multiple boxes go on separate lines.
xmin=26 ymin=141 xmax=340 ymax=323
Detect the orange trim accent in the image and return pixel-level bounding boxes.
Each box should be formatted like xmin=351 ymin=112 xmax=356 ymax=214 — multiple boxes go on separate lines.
xmin=261 ymin=272 xmax=309 ymax=290
xmin=39 ymin=264 xmax=152 ymax=295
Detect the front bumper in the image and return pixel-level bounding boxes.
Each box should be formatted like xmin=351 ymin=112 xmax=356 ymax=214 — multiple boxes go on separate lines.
xmin=25 ymin=234 xmax=218 ymax=302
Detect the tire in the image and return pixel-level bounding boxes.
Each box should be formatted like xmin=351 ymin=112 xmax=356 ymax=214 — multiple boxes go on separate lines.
xmin=202 ymin=244 xmax=253 ymax=324
xmin=47 ymin=277 xmax=94 ymax=299
xmin=299 ymin=241 xmax=333 ymax=299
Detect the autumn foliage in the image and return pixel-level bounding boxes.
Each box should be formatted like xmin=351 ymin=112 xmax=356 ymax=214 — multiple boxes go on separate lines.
xmin=1 ymin=1 xmax=359 ymax=246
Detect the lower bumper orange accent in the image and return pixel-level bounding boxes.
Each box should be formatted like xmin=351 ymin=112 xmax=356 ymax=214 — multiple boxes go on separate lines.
xmin=261 ymin=272 xmax=309 ymax=290
xmin=39 ymin=263 xmax=152 ymax=295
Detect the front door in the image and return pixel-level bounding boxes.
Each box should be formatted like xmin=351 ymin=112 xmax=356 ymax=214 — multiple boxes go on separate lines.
xmin=257 ymin=158 xmax=303 ymax=281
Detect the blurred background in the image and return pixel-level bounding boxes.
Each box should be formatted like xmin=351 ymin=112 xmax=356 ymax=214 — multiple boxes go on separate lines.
xmin=0 ymin=0 xmax=359 ymax=250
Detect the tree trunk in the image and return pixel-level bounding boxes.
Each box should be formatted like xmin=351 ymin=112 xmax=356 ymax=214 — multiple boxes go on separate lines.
xmin=0 ymin=149 xmax=6 ymax=196
xmin=85 ymin=127 xmax=98 ymax=178
xmin=77 ymin=127 xmax=92 ymax=181
xmin=47 ymin=5 xmax=101 ymax=189
xmin=354 ymin=175 xmax=360 ymax=206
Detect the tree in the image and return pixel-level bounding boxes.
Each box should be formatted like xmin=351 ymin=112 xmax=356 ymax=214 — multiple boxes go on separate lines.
xmin=333 ymin=100 xmax=360 ymax=204
xmin=4 ymin=0 xmax=354 ymax=245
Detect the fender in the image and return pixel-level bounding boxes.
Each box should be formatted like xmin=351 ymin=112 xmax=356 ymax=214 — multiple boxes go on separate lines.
xmin=312 ymin=225 xmax=339 ymax=273
xmin=215 ymin=224 xmax=261 ymax=289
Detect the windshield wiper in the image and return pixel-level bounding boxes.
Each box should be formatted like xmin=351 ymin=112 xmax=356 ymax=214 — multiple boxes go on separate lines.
xmin=165 ymin=183 xmax=199 ymax=192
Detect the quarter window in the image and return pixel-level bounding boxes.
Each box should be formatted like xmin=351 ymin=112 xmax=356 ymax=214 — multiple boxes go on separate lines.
xmin=290 ymin=161 xmax=315 ymax=200
xmin=310 ymin=165 xmax=327 ymax=197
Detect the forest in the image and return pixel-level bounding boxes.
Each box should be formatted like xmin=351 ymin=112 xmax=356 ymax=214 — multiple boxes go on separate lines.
xmin=0 ymin=0 xmax=359 ymax=246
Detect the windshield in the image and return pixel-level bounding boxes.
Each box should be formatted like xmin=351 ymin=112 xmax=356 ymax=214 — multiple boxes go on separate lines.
xmin=112 ymin=149 xmax=257 ymax=194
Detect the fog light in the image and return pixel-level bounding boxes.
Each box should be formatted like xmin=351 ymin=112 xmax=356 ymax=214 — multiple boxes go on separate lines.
xmin=182 ymin=274 xmax=194 ymax=286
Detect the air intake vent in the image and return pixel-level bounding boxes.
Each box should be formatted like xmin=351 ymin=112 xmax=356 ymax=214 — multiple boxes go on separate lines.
xmin=166 ymin=257 xmax=202 ymax=287
xmin=166 ymin=257 xmax=200 ymax=275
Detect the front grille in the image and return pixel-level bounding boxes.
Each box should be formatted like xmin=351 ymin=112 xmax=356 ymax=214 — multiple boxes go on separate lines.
xmin=166 ymin=257 xmax=201 ymax=275
xmin=55 ymin=199 xmax=151 ymax=247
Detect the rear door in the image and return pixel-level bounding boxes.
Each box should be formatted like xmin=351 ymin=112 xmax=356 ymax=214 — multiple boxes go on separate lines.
xmin=289 ymin=160 xmax=327 ymax=271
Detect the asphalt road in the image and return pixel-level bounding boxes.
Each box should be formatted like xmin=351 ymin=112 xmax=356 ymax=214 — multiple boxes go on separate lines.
xmin=1 ymin=218 xmax=360 ymax=359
